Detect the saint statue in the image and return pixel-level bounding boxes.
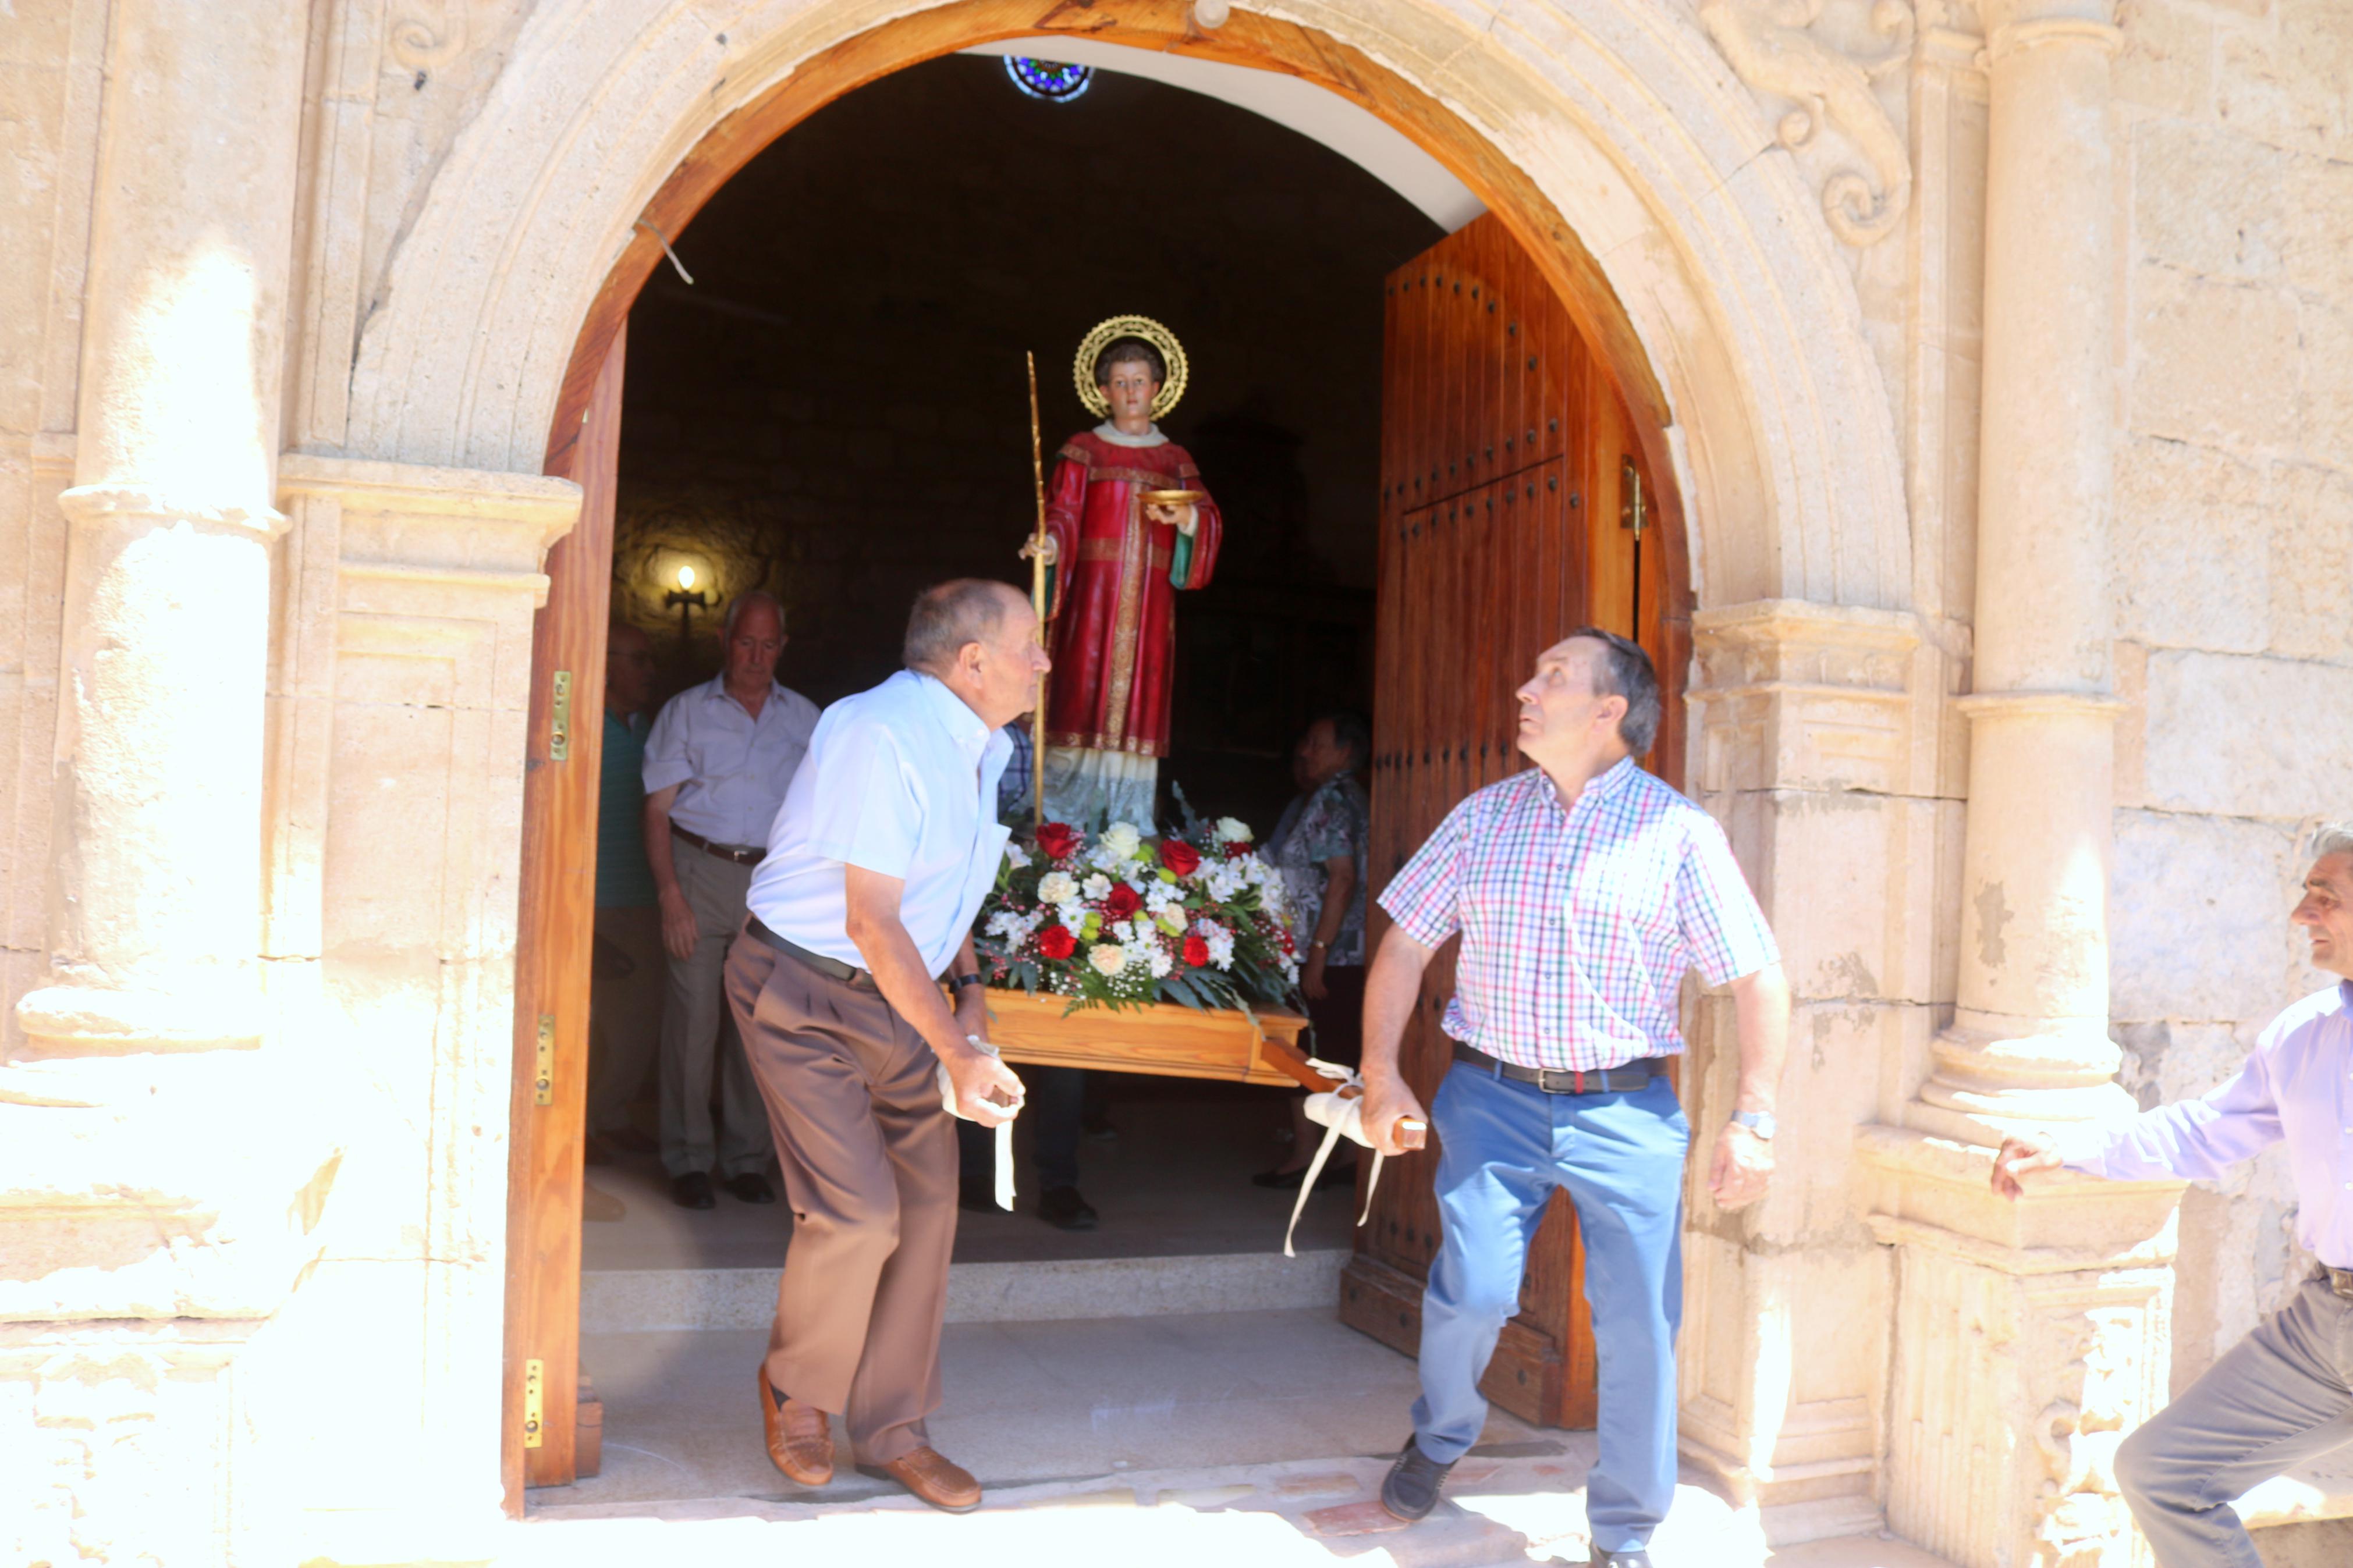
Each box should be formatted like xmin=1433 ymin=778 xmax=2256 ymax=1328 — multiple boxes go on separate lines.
xmin=1023 ymin=317 xmax=1222 ymax=829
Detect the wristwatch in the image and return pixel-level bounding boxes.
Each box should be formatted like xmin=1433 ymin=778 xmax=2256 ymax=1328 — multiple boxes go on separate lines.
xmin=949 ymin=972 xmax=986 ymax=993
xmin=1731 ymin=1110 xmax=1776 ymax=1141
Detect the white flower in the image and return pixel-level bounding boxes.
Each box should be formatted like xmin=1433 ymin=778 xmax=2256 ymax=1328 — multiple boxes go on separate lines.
xmin=1055 ymin=899 xmax=1088 ymax=932
xmin=1003 ymin=840 xmax=1032 ymax=869
xmin=1147 ymin=946 xmax=1174 ymax=978
xmin=1038 ymin=871 xmax=1079 ymax=905
xmin=985 ymin=910 xmax=1027 ymax=940
xmin=1081 ymin=873 xmax=1113 ymax=901
xmin=1215 ymin=816 xmax=1252 ymax=844
xmin=1088 ymin=943 xmax=1127 ymax=976
xmin=1110 ymin=919 xmax=1134 ymax=943
xmin=1101 ymin=821 xmax=1143 ymax=860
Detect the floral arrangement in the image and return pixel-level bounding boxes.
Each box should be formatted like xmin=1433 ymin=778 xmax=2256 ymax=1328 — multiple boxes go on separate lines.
xmin=974 ymin=810 xmax=1302 ymax=1016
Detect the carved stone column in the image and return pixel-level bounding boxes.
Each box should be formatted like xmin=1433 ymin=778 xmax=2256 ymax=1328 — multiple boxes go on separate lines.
xmin=1913 ymin=0 xmax=2134 ymax=1144
xmin=0 ymin=8 xmax=322 ymax=1565
xmin=1862 ymin=8 xmax=2185 ymax=1566
xmin=10 ymin=2 xmax=308 ymax=1078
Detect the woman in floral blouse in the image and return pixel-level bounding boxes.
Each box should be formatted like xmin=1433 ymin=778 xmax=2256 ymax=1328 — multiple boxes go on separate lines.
xmin=1254 ymin=712 xmax=1372 ymax=1186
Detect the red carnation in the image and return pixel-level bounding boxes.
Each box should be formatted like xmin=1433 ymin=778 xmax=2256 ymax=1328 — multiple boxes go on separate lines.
xmin=1159 ymin=840 xmax=1201 ymax=876
xmin=1223 ymin=840 xmax=1250 ymax=861
xmin=1035 ymin=821 xmax=1081 ymax=861
xmin=1181 ymin=934 xmax=1210 ymax=968
xmin=1035 ymin=924 xmax=1077 ymax=960
xmin=1103 ymin=883 xmax=1142 ymax=920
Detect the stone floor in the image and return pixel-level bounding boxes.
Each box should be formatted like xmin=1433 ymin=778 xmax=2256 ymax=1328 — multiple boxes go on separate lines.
xmin=532 ymin=1306 xmax=1958 ymax=1568
xmin=582 ymin=1076 xmax=1357 ymax=1269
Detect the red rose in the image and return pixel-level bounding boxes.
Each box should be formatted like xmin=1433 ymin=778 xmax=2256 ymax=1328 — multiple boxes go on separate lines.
xmin=1159 ymin=840 xmax=1201 ymax=876
xmin=1181 ymin=934 xmax=1209 ymax=968
xmin=1035 ymin=924 xmax=1077 ymax=960
xmin=1035 ymin=821 xmax=1081 ymax=861
xmin=1103 ymin=883 xmax=1142 ymax=920
xmin=1223 ymin=840 xmax=1250 ymax=861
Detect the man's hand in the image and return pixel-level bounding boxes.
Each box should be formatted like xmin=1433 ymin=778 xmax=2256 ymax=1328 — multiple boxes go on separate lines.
xmin=1360 ymin=1072 xmax=1429 ymax=1157
xmin=658 ymin=886 xmax=698 ymax=962
xmin=953 ymin=983 xmax=991 ymax=1044
xmin=941 ymin=1039 xmax=1026 ymax=1128
xmin=1708 ymin=1122 xmax=1774 ymax=1211
xmin=1991 ymin=1132 xmax=2064 ymax=1199
xmin=1303 ymin=950 xmax=1329 ymax=1001
xmin=1018 ymin=535 xmax=1058 ymax=566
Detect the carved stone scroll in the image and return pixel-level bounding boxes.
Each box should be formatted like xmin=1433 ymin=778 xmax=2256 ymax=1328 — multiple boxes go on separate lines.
xmin=1701 ymin=0 xmax=1916 ymax=246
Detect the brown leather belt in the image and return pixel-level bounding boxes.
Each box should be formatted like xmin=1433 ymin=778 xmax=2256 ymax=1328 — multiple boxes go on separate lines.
xmin=2323 ymin=1266 xmax=2353 ymax=1303
xmin=1453 ymin=1041 xmax=1665 ymax=1095
xmin=671 ymin=823 xmax=764 ymax=866
xmin=742 ymin=915 xmax=875 ymax=990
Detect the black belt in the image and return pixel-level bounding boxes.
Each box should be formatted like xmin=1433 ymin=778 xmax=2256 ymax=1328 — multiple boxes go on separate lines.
xmin=671 ymin=823 xmax=764 ymax=866
xmin=2323 ymin=1266 xmax=2353 ymax=1303
xmin=1453 ymin=1041 xmax=1665 ymax=1095
xmin=743 ymin=916 xmax=875 ymax=990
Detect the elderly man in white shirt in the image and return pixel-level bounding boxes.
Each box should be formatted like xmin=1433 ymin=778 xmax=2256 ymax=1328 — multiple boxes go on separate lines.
xmin=725 ymin=578 xmax=1041 ymax=1516
xmin=643 ymin=591 xmax=820 ymax=1209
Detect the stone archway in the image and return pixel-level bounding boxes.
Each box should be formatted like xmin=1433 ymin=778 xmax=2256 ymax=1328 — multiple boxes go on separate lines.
xmin=329 ymin=0 xmax=1922 ymax=1525
xmin=342 ymin=0 xmax=1910 ymax=617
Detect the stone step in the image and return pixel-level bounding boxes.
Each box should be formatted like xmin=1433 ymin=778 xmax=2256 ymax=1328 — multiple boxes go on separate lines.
xmin=580 ymin=1247 xmax=1350 ymax=1334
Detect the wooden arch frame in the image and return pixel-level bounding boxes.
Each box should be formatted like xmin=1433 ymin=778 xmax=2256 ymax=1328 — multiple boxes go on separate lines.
xmin=507 ymin=0 xmax=1694 ymax=1509
xmin=542 ymin=0 xmax=1688 ymax=598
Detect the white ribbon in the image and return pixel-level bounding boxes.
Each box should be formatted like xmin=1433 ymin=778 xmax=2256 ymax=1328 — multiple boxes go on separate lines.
xmin=939 ymin=1035 xmax=1019 ymax=1211
xmin=1283 ymin=1057 xmax=1387 ymax=1258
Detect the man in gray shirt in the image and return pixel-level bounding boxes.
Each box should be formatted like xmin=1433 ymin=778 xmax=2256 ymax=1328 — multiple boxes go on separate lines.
xmin=643 ymin=591 xmax=819 ymax=1208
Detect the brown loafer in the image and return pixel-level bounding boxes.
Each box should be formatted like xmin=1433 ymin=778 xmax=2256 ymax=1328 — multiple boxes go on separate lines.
xmin=856 ymin=1446 xmax=982 ymax=1513
xmin=757 ymin=1364 xmax=833 ymax=1486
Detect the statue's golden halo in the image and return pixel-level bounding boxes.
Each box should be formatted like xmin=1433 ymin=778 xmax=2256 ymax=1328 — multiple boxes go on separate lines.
xmin=1074 ymin=314 xmax=1189 ymax=421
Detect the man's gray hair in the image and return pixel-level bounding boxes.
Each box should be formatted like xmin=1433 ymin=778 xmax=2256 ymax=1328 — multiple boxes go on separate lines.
xmin=722 ymin=589 xmax=784 ymax=642
xmin=904 ymin=579 xmax=1018 ymax=671
xmin=1565 ymin=625 xmax=1663 ymax=756
xmin=2310 ymin=820 xmax=2353 ymax=862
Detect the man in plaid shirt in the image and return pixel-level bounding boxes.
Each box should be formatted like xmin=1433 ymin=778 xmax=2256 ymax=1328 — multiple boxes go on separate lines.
xmin=1362 ymin=628 xmax=1790 ymax=1567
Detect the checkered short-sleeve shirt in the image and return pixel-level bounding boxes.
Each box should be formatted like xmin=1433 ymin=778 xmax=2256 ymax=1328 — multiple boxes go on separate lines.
xmin=1377 ymin=759 xmax=1779 ymax=1072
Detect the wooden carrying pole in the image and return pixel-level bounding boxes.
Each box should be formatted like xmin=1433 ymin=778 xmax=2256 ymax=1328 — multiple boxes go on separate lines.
xmin=1026 ymin=353 xmax=1048 ymax=827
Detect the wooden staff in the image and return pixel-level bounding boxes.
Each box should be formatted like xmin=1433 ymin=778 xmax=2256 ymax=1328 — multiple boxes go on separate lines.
xmin=1025 ymin=353 xmax=1048 ymax=829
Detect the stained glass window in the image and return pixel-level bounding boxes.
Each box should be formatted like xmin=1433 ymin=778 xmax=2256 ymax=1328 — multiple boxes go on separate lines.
xmin=1004 ymin=57 xmax=1092 ymax=102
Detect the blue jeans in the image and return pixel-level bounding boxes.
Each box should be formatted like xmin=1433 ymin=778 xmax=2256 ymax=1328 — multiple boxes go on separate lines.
xmin=1412 ymin=1061 xmax=1688 ymax=1553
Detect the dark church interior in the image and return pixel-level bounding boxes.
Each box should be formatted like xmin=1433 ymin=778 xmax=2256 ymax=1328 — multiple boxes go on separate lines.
xmin=584 ymin=52 xmax=1448 ymax=1264
xmin=610 ymin=52 xmax=1440 ymax=831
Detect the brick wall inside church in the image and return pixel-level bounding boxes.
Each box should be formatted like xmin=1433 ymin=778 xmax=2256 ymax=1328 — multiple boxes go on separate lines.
xmin=611 ymin=54 xmax=1438 ymax=830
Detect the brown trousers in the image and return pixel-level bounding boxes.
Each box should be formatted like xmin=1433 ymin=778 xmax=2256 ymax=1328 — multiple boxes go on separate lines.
xmin=722 ymin=925 xmax=957 ymax=1465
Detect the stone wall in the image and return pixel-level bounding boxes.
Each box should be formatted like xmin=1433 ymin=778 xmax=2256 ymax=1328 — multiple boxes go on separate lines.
xmin=2107 ymin=0 xmax=2353 ymax=1391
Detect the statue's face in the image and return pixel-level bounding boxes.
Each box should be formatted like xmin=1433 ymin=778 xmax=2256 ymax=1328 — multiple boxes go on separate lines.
xmin=1101 ymin=360 xmax=1162 ymax=423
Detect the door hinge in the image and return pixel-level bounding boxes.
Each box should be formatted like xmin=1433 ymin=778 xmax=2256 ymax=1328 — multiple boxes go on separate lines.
xmin=1620 ymin=456 xmax=1646 ymax=541
xmin=523 ymin=1357 xmax=545 ymax=1449
xmin=534 ymin=1015 xmax=555 ymax=1106
xmin=549 ymin=670 xmax=573 ymax=762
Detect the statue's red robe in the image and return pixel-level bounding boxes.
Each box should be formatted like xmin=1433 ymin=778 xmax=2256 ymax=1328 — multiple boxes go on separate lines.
xmin=1041 ymin=428 xmax=1223 ymax=758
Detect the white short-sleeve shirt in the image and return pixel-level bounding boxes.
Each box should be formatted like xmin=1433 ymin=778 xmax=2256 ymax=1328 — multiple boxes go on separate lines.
xmin=746 ymin=670 xmax=1012 ymax=978
xmin=642 ymin=675 xmax=821 ymax=847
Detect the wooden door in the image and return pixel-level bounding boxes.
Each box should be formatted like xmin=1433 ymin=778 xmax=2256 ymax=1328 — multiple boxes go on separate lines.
xmin=501 ymin=323 xmax=626 ymax=1506
xmin=1339 ymin=216 xmax=1674 ymax=1430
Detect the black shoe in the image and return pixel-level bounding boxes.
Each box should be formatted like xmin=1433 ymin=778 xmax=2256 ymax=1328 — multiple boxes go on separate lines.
xmin=1037 ymin=1186 xmax=1098 ymax=1231
xmin=1589 ymin=1550 xmax=1653 ymax=1567
xmin=723 ymin=1172 xmax=776 ymax=1204
xmin=1379 ymin=1437 xmax=1456 ymax=1521
xmin=670 ymin=1171 xmax=716 ymax=1210
xmin=958 ymin=1178 xmax=996 ymax=1213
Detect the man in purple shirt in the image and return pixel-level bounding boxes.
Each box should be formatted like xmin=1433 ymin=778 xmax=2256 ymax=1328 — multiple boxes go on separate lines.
xmin=1993 ymin=823 xmax=2353 ymax=1568
xmin=1360 ymin=629 xmax=1790 ymax=1567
